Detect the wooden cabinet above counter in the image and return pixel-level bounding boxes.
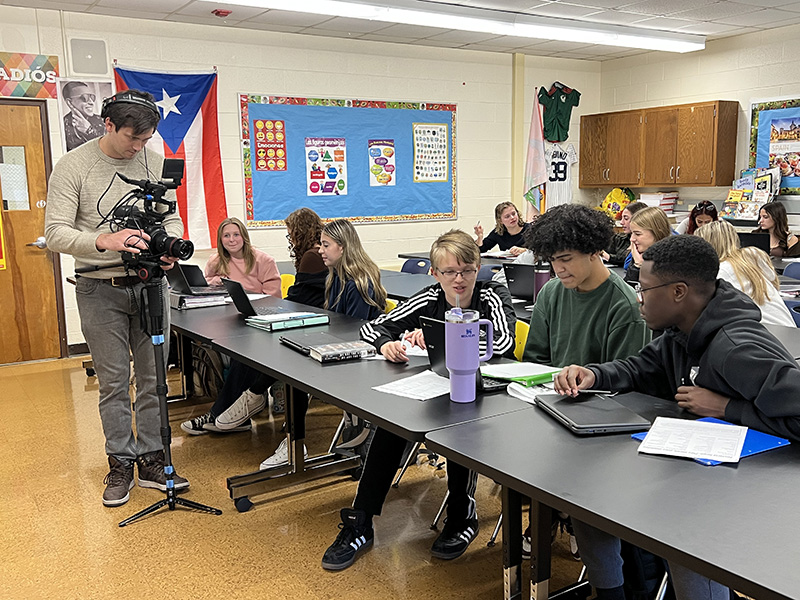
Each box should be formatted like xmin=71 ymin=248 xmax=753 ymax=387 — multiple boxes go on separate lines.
xmin=579 ymin=100 xmax=738 ymax=189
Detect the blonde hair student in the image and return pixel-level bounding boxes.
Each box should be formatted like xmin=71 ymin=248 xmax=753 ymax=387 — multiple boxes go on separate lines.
xmin=473 ymin=201 xmax=529 ymax=256
xmin=695 ymin=220 xmax=794 ymax=327
xmin=625 ymin=207 xmax=672 ymax=284
xmin=204 ymin=217 xmax=281 ymax=296
xmin=320 ymin=219 xmax=387 ymax=318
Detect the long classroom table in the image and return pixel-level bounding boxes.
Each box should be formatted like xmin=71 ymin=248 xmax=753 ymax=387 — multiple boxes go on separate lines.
xmin=170 ymin=295 xmax=532 ymax=510
xmin=426 ymin=401 xmax=800 ymax=600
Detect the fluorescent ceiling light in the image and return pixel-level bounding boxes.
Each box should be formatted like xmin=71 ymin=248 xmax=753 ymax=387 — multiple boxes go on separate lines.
xmin=200 ymin=0 xmax=706 ymax=53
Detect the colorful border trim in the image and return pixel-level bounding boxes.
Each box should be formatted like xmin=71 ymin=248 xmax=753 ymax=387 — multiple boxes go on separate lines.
xmin=749 ymin=98 xmax=800 ymax=195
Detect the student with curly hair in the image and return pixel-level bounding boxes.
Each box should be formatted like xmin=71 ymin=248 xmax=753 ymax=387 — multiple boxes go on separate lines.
xmin=474 ymin=201 xmax=530 ymax=256
xmin=284 ymin=207 xmax=327 ymax=308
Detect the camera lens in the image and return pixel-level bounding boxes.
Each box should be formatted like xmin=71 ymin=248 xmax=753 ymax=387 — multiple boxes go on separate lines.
xmin=149 ymin=229 xmax=194 ymax=260
xmin=168 ymin=238 xmax=194 ymax=260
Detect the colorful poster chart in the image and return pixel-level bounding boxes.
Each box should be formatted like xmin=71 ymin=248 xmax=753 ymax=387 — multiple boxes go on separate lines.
xmin=368 ymin=139 xmax=396 ymax=186
xmin=306 ymin=137 xmax=347 ymax=196
xmin=413 ymin=123 xmax=448 ymax=182
xmin=253 ymin=119 xmax=287 ymax=171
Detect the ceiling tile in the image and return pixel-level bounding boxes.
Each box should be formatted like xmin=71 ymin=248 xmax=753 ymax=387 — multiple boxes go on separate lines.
xmin=1 ymin=0 xmax=91 ymax=9
xmin=357 ymin=33 xmax=421 ymax=44
xmin=238 ymin=22 xmax=304 ymax=33
xmin=96 ymin=0 xmax=187 ymax=12
xmin=424 ymin=30 xmax=503 ymax=43
xmin=460 ymin=0 xmax=552 ymax=11
xmin=559 ymin=0 xmax=640 ymax=8
xmin=520 ymin=39 xmax=597 ymax=51
xmin=410 ymin=39 xmax=465 ymax=48
xmin=620 ymin=0 xmax=718 ymax=16
xmin=299 ymin=28 xmax=367 ymax=39
xmin=174 ymin=3 xmax=265 ymax=19
xmin=673 ymin=1 xmax=762 ymax=20
xmin=713 ymin=7 xmax=790 ymax=24
xmin=88 ymin=6 xmax=173 ymax=19
xmin=675 ymin=21 xmax=744 ymax=34
xmin=630 ymin=16 xmax=696 ymax=29
xmin=163 ymin=13 xmax=243 ymax=25
xmin=305 ymin=16 xmax=395 ymax=33
xmin=526 ymin=3 xmax=605 ymax=17
xmin=779 ymin=2 xmax=800 ymax=12
xmin=245 ymin=10 xmax=333 ymax=27
xmin=460 ymin=42 xmax=519 ymax=51
xmin=578 ymin=10 xmax=656 ymax=24
xmin=370 ymin=23 xmax=453 ymax=38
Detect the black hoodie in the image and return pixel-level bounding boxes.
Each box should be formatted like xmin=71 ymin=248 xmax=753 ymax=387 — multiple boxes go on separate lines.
xmin=588 ymin=279 xmax=800 ymax=441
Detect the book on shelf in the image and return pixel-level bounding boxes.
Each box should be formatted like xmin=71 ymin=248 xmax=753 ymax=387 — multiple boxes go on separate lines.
xmin=169 ymin=292 xmax=227 ymax=310
xmin=245 ymin=312 xmax=330 ymax=332
xmin=309 ymin=340 xmax=376 ymax=363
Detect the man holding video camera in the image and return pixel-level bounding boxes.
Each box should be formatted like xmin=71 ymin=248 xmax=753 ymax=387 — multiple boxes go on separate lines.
xmin=45 ymin=89 xmax=190 ymax=507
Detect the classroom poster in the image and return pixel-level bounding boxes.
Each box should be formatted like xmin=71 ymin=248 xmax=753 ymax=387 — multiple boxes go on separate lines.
xmin=413 ymin=123 xmax=448 ymax=182
xmin=750 ymin=97 xmax=800 ymax=194
xmin=368 ymin=139 xmax=396 ymax=186
xmin=253 ymin=119 xmax=287 ymax=171
xmin=306 ymin=137 xmax=347 ymax=196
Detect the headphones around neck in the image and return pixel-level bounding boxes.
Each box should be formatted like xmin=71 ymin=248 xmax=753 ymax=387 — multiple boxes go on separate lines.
xmin=100 ymin=90 xmax=160 ymax=120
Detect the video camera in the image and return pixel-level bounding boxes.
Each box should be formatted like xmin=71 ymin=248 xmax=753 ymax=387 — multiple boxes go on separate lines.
xmin=111 ymin=158 xmax=194 ymax=276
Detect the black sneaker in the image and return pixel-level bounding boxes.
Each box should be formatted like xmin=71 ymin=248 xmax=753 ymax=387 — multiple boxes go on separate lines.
xmin=431 ymin=516 xmax=479 ymax=560
xmin=321 ymin=508 xmax=374 ymax=571
xmin=136 ymin=450 xmax=190 ymax=491
xmin=103 ymin=456 xmax=135 ymax=507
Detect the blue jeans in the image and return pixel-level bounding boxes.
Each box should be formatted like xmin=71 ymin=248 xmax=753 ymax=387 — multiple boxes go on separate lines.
xmin=76 ymin=277 xmax=169 ymax=461
xmin=571 ymin=519 xmax=730 ymax=599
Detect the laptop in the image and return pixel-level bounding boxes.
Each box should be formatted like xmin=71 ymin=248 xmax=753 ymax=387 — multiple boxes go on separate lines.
xmin=280 ymin=331 xmax=344 ymax=355
xmin=737 ymin=232 xmax=771 ymax=254
xmin=221 ymin=278 xmax=289 ymax=317
xmin=420 ymin=316 xmax=508 ymax=393
xmin=534 ymin=393 xmax=652 ymax=435
xmin=503 ymin=263 xmax=536 ymax=302
xmin=167 ymin=264 xmax=227 ymax=296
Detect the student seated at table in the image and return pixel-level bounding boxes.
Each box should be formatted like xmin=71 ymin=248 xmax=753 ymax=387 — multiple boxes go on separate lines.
xmin=695 ymin=219 xmax=794 ymax=327
xmin=474 ymin=201 xmax=530 ymax=256
xmin=752 ymin=201 xmax=800 ymax=258
xmin=674 ymin=199 xmax=718 ymax=235
xmin=180 ymin=217 xmax=281 ymax=435
xmin=522 ymin=204 xmax=649 ymax=565
xmin=625 ymin=207 xmax=672 ymax=285
xmin=555 ymin=235 xmax=800 ymax=600
xmin=601 ymin=201 xmax=647 ymax=266
xmin=259 ymin=218 xmax=387 ymax=468
xmin=321 ymin=229 xmax=516 ymax=571
xmin=284 ymin=207 xmax=327 ymax=308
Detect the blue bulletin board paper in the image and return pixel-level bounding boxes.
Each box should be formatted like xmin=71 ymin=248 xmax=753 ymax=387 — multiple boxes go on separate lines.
xmin=240 ymin=95 xmax=457 ymax=227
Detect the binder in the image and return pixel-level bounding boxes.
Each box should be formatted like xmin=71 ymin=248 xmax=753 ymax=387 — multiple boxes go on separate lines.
xmin=631 ymin=417 xmax=790 ymax=466
xmin=245 ymin=314 xmax=330 ymax=332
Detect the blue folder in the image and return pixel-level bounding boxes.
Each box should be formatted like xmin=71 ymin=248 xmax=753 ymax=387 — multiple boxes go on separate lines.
xmin=631 ymin=417 xmax=790 ymax=466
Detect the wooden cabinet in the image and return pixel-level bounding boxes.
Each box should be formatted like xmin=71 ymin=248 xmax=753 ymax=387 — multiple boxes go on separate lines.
xmin=581 ymin=100 xmax=739 ymax=188
xmin=579 ymin=110 xmax=642 ymax=187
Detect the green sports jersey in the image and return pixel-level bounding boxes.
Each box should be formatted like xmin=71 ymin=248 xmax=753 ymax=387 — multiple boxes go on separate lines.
xmin=538 ymin=86 xmax=580 ymax=143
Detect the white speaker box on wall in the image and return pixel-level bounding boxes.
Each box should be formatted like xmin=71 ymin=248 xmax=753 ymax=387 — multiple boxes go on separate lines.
xmin=69 ymin=39 xmax=109 ymax=76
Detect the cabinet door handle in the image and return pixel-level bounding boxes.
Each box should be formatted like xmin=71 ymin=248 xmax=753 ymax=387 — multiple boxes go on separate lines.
xmin=669 ymin=166 xmax=674 ymax=181
xmin=676 ymin=165 xmax=681 ymax=180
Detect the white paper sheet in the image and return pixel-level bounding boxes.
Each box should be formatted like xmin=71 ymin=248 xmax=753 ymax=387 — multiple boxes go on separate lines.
xmin=372 ymin=369 xmax=451 ymax=400
xmin=638 ymin=417 xmax=747 ymax=463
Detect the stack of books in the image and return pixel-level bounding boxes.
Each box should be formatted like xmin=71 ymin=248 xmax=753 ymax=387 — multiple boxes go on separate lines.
xmin=639 ymin=192 xmax=678 ymax=214
xmin=309 ymin=340 xmax=376 ymax=363
xmin=169 ymin=293 xmax=227 ymax=310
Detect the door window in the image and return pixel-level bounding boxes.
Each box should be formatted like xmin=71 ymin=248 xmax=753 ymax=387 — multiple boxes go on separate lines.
xmin=0 ymin=146 xmax=31 ymax=210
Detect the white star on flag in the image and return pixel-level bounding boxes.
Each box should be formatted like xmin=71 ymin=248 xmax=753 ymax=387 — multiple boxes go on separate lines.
xmin=156 ymin=89 xmax=181 ymax=119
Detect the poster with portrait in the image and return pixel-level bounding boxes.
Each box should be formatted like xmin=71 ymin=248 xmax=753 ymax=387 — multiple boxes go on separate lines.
xmin=57 ymin=78 xmax=113 ymax=154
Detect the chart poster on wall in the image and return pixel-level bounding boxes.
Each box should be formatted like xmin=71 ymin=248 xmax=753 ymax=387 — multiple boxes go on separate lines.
xmin=253 ymin=119 xmax=287 ymax=171
xmin=239 ymin=94 xmax=457 ymax=227
xmin=306 ymin=137 xmax=347 ymax=196
xmin=368 ymin=139 xmax=396 ymax=186
xmin=413 ymin=123 xmax=449 ymax=183
xmin=750 ymin=97 xmax=800 ymax=194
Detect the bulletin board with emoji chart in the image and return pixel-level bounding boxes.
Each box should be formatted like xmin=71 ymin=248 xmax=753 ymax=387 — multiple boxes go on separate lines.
xmin=239 ymin=94 xmax=457 ymax=227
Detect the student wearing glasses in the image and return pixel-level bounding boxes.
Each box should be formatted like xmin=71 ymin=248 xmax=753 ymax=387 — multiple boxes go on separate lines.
xmin=321 ymin=229 xmax=516 ymax=571
xmin=625 ymin=207 xmax=672 ymax=284
xmin=555 ymin=235 xmax=800 ymax=600
xmin=752 ymin=201 xmax=800 ymax=258
xmin=674 ymin=200 xmax=718 ymax=235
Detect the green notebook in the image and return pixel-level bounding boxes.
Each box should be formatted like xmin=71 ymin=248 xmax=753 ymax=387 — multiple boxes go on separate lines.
xmin=480 ymin=362 xmax=561 ymax=387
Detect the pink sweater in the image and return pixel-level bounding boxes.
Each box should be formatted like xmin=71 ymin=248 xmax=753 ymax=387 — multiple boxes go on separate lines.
xmin=205 ymin=249 xmax=281 ymax=296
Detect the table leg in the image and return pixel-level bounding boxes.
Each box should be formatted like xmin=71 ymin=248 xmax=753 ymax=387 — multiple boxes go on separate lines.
xmin=502 ymin=486 xmax=522 ymax=600
xmin=529 ymin=500 xmax=551 ymax=600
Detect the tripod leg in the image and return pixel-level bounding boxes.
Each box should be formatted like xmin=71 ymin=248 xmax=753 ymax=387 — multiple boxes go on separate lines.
xmin=119 ymin=499 xmax=169 ymax=527
xmin=174 ymin=497 xmax=223 ymax=515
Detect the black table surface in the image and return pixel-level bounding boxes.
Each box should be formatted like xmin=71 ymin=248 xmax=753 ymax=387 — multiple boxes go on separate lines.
xmin=381 ymin=270 xmax=436 ymax=300
xmin=764 ymin=323 xmax=800 ymax=359
xmin=426 ymin=406 xmax=800 ymax=600
xmin=202 ymin=298 xmax=532 ymax=441
xmin=399 ymin=250 xmax=512 ymax=267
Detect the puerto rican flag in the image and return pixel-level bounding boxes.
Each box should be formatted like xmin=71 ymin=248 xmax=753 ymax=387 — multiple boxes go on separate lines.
xmin=114 ymin=67 xmax=228 ymax=249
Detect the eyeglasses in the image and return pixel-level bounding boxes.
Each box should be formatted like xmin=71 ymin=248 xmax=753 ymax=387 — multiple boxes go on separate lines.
xmin=633 ymin=281 xmax=686 ymax=303
xmin=73 ymin=93 xmax=96 ymax=103
xmin=436 ymin=268 xmax=478 ymax=280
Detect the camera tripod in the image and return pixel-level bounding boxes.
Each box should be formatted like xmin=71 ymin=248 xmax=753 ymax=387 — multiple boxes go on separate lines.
xmin=118 ymin=262 xmax=222 ymax=527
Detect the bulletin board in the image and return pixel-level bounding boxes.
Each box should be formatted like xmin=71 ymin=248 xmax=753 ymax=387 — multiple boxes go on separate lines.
xmin=239 ymin=94 xmax=457 ymax=227
xmin=750 ymin=96 xmax=800 ymax=195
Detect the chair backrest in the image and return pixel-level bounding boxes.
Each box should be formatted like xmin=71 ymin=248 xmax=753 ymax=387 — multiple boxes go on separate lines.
xmin=401 ymin=258 xmax=431 ymax=274
xmin=280 ymin=273 xmax=295 ymax=298
xmin=477 ymin=264 xmax=500 ymax=281
xmin=787 ymin=301 xmax=800 ymax=327
xmin=783 ymin=262 xmax=800 ymax=280
xmin=385 ymin=298 xmax=398 ymax=314
xmin=514 ymin=320 xmax=530 ymax=361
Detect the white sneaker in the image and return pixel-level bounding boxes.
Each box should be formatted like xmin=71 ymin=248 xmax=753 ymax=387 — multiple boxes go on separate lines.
xmin=215 ymin=389 xmax=266 ymax=430
xmin=259 ymin=438 xmax=308 ymax=469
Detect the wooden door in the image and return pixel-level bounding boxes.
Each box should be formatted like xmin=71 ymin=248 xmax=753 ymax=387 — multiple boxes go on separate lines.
xmin=676 ymin=104 xmax=715 ymax=185
xmin=579 ymin=114 xmax=607 ymax=187
xmin=606 ymin=111 xmax=642 ymax=186
xmin=0 ymin=100 xmax=63 ymax=363
xmin=642 ymin=109 xmax=678 ymax=185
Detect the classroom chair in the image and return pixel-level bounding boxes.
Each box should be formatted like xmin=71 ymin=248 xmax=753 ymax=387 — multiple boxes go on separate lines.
xmin=385 ymin=298 xmax=397 ymax=313
xmin=401 ymin=258 xmax=431 ymax=274
xmin=783 ymin=262 xmax=800 ymax=280
xmin=514 ymin=321 xmax=529 ymax=361
xmin=280 ymin=273 xmax=295 ymax=298
xmin=785 ymin=300 xmax=800 ymax=327
xmin=477 ymin=264 xmax=501 ymax=281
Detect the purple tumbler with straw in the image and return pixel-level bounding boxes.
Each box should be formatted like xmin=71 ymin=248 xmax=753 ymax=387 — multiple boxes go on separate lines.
xmin=444 ymin=308 xmax=494 ymax=403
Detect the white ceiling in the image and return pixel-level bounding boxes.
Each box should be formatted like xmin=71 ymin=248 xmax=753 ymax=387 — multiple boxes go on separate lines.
xmin=4 ymin=0 xmax=800 ymax=60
